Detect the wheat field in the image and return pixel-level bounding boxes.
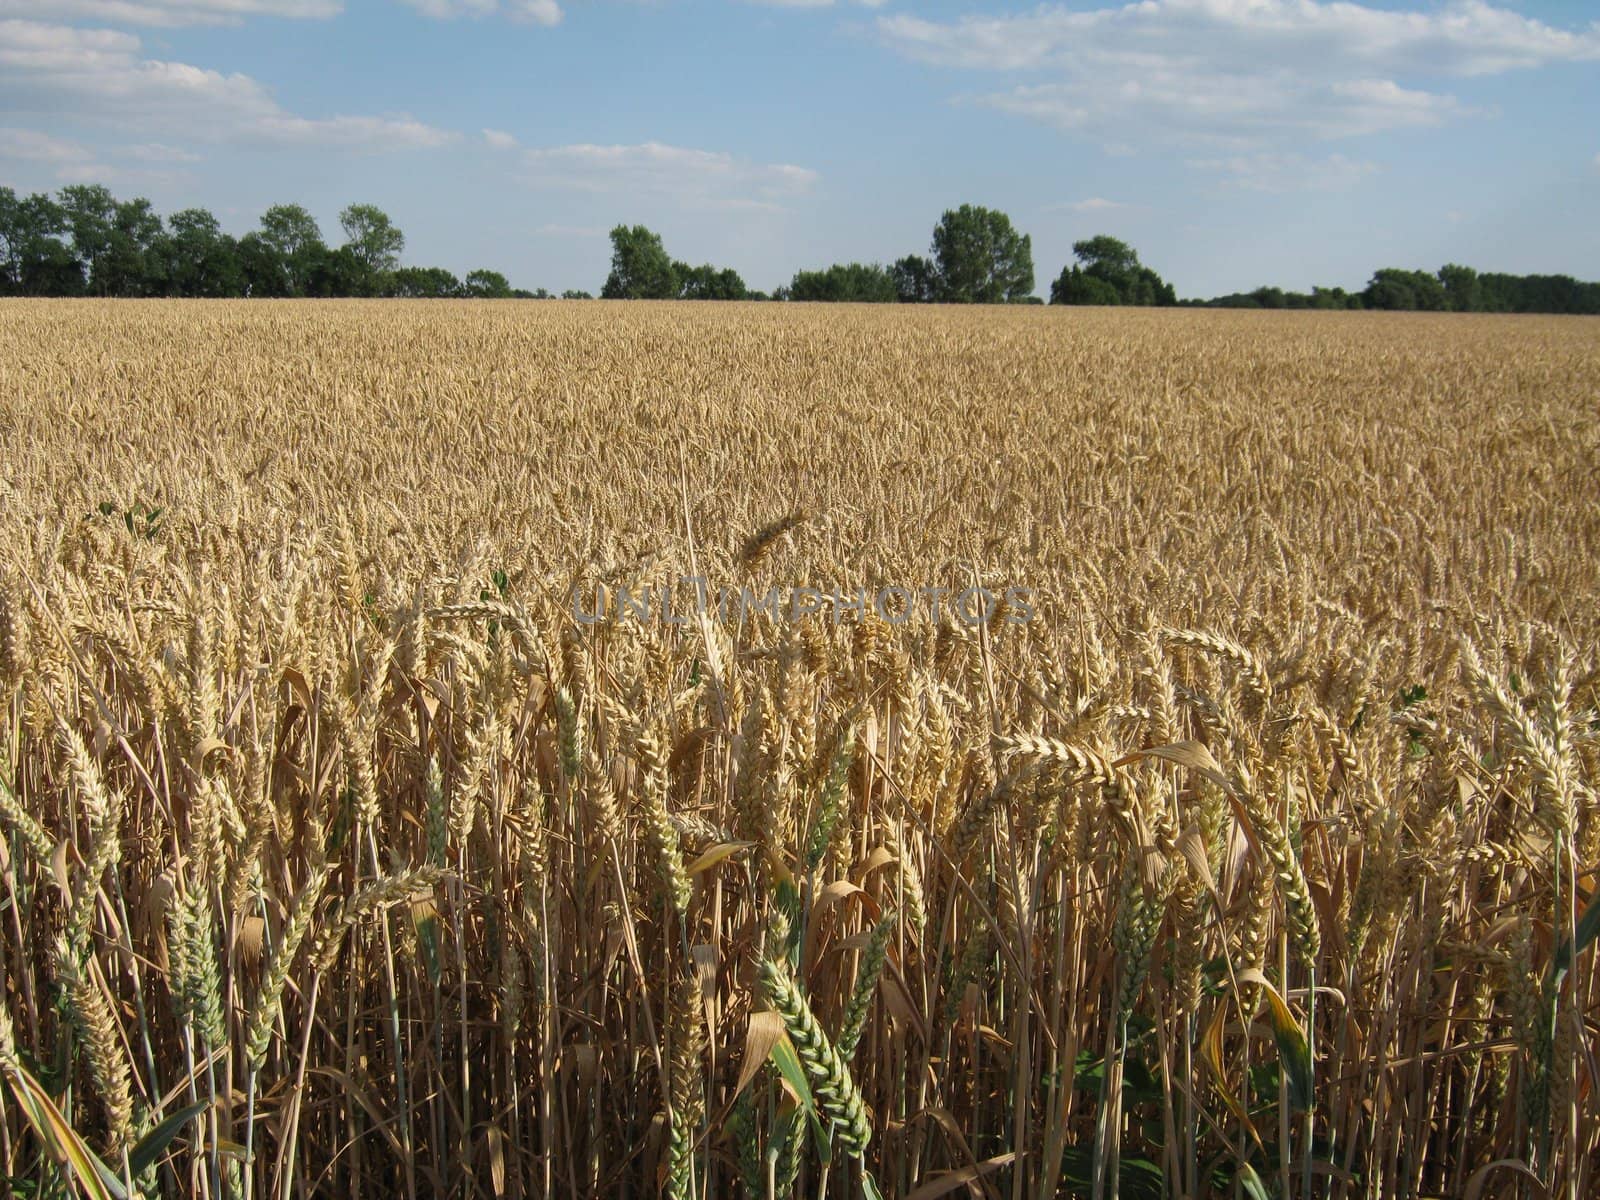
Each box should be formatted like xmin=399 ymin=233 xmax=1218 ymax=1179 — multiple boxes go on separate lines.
xmin=0 ymin=300 xmax=1596 ymax=1199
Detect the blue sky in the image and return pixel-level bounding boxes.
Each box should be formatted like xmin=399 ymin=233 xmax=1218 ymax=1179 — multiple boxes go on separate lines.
xmin=1 ymin=0 xmax=1597 ymax=297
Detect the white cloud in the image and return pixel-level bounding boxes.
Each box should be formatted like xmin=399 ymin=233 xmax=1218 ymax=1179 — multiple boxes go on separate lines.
xmin=399 ymin=0 xmax=561 ymax=24
xmin=0 ymin=20 xmax=453 ymax=151
xmin=0 ymin=124 xmax=199 ymax=184
xmin=880 ymin=1 xmax=1600 ymax=77
xmin=1188 ymin=152 xmax=1380 ymax=192
xmin=878 ymin=1 xmax=1598 ymax=148
xmin=482 ymin=128 xmax=518 ymax=149
xmin=517 ymin=141 xmax=818 ymax=210
xmin=0 ymin=0 xmax=339 ymax=26
xmin=0 ymin=126 xmax=88 ymax=161
xmin=509 ymin=0 xmax=560 ymax=24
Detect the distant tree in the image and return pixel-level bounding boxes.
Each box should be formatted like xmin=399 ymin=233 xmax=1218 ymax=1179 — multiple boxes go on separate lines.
xmin=388 ymin=266 xmax=461 ymax=298
xmin=1072 ymin=235 xmax=1139 ymax=285
xmin=1055 ymin=236 xmax=1175 ymax=306
xmin=237 ymin=232 xmax=290 ymax=297
xmin=0 ymin=188 xmax=81 ymax=295
xmin=601 ymin=225 xmax=679 ymax=299
xmin=102 ymin=197 xmax=167 ymax=296
xmin=339 ymin=203 xmax=404 ymax=293
xmin=301 ymin=244 xmax=368 ymax=297
xmin=1363 ymin=268 xmax=1446 ymax=311
xmin=561 ymin=289 xmax=593 ymax=300
xmin=464 ymin=268 xmax=513 ymax=298
xmin=58 ymin=184 xmax=118 ymax=294
xmin=675 ymin=261 xmax=747 ymax=300
xmin=1049 ymin=266 xmax=1119 ymax=306
xmin=892 ymin=255 xmax=938 ymax=303
xmin=1438 ymin=263 xmax=1482 ymax=313
xmin=928 ymin=204 xmax=1034 ymax=303
xmin=788 ymin=262 xmax=898 ymax=303
xmin=164 ymin=208 xmax=241 ymax=297
xmin=258 ymin=204 xmax=324 ymax=296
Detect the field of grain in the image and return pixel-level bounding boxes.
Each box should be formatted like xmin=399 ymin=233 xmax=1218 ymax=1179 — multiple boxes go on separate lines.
xmin=0 ymin=300 xmax=1597 ymax=1199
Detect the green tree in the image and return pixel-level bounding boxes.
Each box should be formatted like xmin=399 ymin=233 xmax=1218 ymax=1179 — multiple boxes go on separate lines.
xmin=237 ymin=232 xmax=290 ymax=297
xmin=601 ymin=225 xmax=679 ymax=299
xmin=163 ymin=208 xmax=242 ymax=298
xmin=0 ymin=188 xmax=81 ymax=295
xmin=388 ymin=266 xmax=461 ymax=298
xmin=301 ymin=244 xmax=368 ymax=297
xmin=464 ymin=268 xmax=513 ymax=298
xmin=1055 ymin=236 xmax=1176 ymax=306
xmin=1363 ymin=268 xmax=1446 ymax=311
xmin=339 ymin=203 xmax=405 ymax=286
xmin=101 ymin=197 xmax=166 ymax=296
xmin=928 ymin=204 xmax=1034 ymax=303
xmin=1438 ymin=263 xmax=1482 ymax=313
xmin=1072 ymin=236 xmax=1138 ymax=287
xmin=58 ymin=183 xmax=118 ymax=294
xmin=788 ymin=262 xmax=898 ymax=303
xmin=258 ymin=204 xmax=324 ymax=296
xmin=1049 ymin=266 xmax=1119 ymax=305
xmin=675 ymin=261 xmax=747 ymax=300
xmin=892 ymin=255 xmax=938 ymax=303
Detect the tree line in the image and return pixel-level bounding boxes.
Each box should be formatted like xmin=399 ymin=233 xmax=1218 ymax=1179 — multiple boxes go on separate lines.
xmin=3 ymin=182 xmax=1596 ymax=313
xmin=0 ymin=185 xmax=572 ymax=300
xmin=1198 ymin=266 xmax=1600 ymax=314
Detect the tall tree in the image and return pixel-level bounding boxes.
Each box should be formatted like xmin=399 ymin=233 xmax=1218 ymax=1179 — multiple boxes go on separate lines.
xmin=258 ymin=204 xmax=325 ymax=296
xmin=892 ymin=255 xmax=938 ymax=303
xmin=0 ymin=189 xmax=80 ymax=295
xmin=58 ymin=184 xmax=118 ymax=294
xmin=102 ymin=197 xmax=166 ymax=296
xmin=601 ymin=225 xmax=679 ymax=299
xmin=1438 ymin=263 xmax=1482 ymax=313
xmin=929 ymin=204 xmax=1034 ymax=303
xmin=164 ymin=208 xmax=242 ymax=298
xmin=339 ymin=203 xmax=405 ymax=285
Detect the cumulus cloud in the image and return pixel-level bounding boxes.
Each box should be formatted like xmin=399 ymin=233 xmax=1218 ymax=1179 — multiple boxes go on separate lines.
xmin=878 ymin=0 xmax=1599 ymax=147
xmin=482 ymin=128 xmax=518 ymax=149
xmin=0 ymin=0 xmax=339 ymax=26
xmin=0 ymin=19 xmax=453 ymax=150
xmin=517 ymin=141 xmax=818 ymax=210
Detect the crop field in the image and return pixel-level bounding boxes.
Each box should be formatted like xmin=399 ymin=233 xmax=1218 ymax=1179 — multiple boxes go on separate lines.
xmin=0 ymin=300 xmax=1597 ymax=1199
